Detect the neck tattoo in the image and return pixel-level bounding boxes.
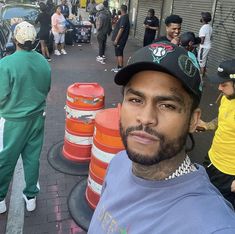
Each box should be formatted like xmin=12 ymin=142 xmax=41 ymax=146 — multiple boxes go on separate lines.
xmin=165 ymin=155 xmax=197 ymax=180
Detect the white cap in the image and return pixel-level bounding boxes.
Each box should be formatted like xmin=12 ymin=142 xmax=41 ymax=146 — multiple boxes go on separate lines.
xmin=96 ymin=3 xmax=104 ymax=11
xmin=14 ymin=21 xmax=37 ymax=44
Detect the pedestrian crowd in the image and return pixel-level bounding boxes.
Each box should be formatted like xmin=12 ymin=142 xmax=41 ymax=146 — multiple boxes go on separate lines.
xmin=89 ymin=3 xmax=212 ymax=77
xmin=87 ymin=0 xmax=130 ymax=72
xmin=1 ymin=0 xmax=235 ymax=233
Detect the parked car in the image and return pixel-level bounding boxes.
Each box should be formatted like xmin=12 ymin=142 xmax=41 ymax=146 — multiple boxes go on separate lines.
xmin=0 ymin=21 xmax=14 ymax=59
xmin=0 ymin=3 xmax=53 ymax=56
xmin=0 ymin=3 xmax=40 ymax=24
xmin=2 ymin=0 xmax=37 ymax=3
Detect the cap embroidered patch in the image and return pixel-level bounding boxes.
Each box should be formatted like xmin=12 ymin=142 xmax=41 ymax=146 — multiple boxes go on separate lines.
xmin=218 ymin=67 xmax=223 ymax=72
xmin=178 ymin=55 xmax=197 ymax=78
xmin=149 ymin=43 xmax=175 ymax=64
xmin=230 ymin=74 xmax=235 ymax=79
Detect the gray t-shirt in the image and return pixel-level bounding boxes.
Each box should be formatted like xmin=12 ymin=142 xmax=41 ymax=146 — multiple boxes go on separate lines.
xmin=88 ymin=151 xmax=235 ymax=234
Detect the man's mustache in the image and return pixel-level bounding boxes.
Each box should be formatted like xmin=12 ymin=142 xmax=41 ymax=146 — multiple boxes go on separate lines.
xmin=125 ymin=125 xmax=164 ymax=140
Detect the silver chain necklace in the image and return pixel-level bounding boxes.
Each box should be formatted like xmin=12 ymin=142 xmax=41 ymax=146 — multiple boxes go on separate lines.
xmin=165 ymin=155 xmax=197 ymax=180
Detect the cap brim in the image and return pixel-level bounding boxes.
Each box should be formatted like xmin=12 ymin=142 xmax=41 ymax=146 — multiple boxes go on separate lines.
xmin=209 ymin=74 xmax=228 ymax=84
xmin=114 ymin=62 xmax=175 ymax=86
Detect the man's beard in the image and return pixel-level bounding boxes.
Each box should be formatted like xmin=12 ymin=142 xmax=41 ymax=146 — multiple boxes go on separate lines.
xmin=226 ymin=92 xmax=235 ymax=100
xmin=119 ymin=123 xmax=189 ymax=166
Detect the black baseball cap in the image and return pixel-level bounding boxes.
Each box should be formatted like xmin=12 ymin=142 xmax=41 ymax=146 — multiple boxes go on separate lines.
xmin=114 ymin=42 xmax=202 ymax=101
xmin=210 ymin=59 xmax=235 ymax=83
xmin=180 ymin=32 xmax=196 ymax=47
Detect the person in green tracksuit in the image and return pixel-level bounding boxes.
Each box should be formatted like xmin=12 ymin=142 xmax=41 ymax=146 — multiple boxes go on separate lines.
xmin=0 ymin=21 xmax=51 ymax=213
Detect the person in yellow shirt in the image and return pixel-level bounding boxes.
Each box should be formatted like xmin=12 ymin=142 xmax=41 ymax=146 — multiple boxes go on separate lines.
xmin=197 ymin=59 xmax=235 ymax=208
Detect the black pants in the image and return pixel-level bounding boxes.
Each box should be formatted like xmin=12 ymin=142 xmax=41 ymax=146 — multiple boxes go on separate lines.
xmin=143 ymin=33 xmax=155 ymax=47
xmin=97 ymin=34 xmax=107 ymax=57
xmin=204 ymin=155 xmax=235 ymax=208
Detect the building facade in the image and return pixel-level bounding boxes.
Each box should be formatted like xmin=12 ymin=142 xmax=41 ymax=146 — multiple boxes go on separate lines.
xmin=129 ymin=0 xmax=235 ymax=75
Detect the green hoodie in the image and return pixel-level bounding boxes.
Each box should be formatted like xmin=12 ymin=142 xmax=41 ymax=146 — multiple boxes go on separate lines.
xmin=0 ymin=50 xmax=51 ymax=120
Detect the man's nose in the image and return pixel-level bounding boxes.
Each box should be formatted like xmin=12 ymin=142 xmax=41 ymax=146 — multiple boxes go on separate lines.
xmin=136 ymin=104 xmax=157 ymax=126
xmin=175 ymin=29 xmax=180 ymax=34
xmin=218 ymin=84 xmax=223 ymax=91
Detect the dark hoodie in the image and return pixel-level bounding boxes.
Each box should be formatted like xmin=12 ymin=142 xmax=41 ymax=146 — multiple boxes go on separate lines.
xmin=96 ymin=8 xmax=112 ymax=36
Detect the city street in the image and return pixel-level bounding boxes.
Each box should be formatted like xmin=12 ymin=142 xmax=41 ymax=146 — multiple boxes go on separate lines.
xmin=0 ymin=32 xmax=221 ymax=234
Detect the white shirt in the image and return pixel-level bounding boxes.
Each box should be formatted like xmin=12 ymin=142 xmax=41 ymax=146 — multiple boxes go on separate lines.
xmin=199 ymin=24 xmax=212 ymax=49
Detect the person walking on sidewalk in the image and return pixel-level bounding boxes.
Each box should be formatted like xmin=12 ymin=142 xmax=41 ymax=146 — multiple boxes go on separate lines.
xmin=197 ymin=59 xmax=235 ymax=208
xmin=111 ymin=4 xmax=130 ymax=73
xmin=198 ymin=12 xmax=213 ymax=77
xmin=87 ymin=0 xmax=97 ymax=34
xmin=71 ymin=0 xmax=80 ymax=16
xmin=46 ymin=0 xmax=55 ymax=16
xmin=35 ymin=2 xmax=52 ymax=61
xmin=95 ymin=3 xmax=112 ymax=65
xmin=51 ymin=5 xmax=67 ymax=56
xmin=0 ymin=22 xmax=51 ymax=214
xmin=143 ymin=9 xmax=159 ymax=46
xmin=103 ymin=0 xmax=112 ymax=17
xmin=111 ymin=9 xmax=121 ymax=30
xmin=88 ymin=42 xmax=235 ymax=233
xmin=59 ymin=0 xmax=70 ymax=18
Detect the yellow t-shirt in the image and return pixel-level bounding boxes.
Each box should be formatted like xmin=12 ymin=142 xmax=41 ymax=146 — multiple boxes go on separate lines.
xmin=209 ymin=96 xmax=235 ymax=175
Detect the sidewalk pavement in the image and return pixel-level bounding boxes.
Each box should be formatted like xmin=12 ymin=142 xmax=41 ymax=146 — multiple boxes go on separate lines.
xmin=0 ymin=11 xmax=220 ymax=233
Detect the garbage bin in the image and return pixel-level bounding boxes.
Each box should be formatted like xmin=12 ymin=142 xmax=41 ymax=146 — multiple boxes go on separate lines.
xmin=66 ymin=19 xmax=92 ymax=44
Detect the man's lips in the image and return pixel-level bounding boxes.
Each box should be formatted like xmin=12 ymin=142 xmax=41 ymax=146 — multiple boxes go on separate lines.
xmin=129 ymin=131 xmax=159 ymax=144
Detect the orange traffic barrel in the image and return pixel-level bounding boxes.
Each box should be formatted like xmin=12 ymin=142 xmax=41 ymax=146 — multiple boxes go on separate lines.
xmin=85 ymin=107 xmax=124 ymax=209
xmin=62 ymin=83 xmax=104 ymax=162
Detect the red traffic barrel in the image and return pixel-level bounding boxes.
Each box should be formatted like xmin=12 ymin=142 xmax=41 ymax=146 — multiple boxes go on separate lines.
xmin=62 ymin=83 xmax=104 ymax=162
xmin=85 ymin=107 xmax=124 ymax=209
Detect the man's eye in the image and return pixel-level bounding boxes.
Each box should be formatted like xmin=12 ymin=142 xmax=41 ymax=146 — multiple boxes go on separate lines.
xmin=159 ymin=104 xmax=176 ymax=110
xmin=128 ymin=98 xmax=142 ymax=104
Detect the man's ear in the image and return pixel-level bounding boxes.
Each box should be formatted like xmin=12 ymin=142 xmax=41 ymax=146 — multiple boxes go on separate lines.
xmin=189 ymin=108 xmax=201 ymax=133
xmin=13 ymin=38 xmax=17 ymax=44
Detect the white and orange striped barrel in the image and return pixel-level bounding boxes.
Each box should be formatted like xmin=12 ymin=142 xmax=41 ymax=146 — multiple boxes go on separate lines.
xmin=85 ymin=107 xmax=124 ymax=209
xmin=62 ymin=83 xmax=104 ymax=162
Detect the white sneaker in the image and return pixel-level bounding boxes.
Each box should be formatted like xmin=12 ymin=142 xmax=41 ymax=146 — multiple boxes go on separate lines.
xmin=23 ymin=194 xmax=36 ymax=212
xmin=96 ymin=56 xmax=103 ymax=61
xmin=54 ymin=50 xmax=61 ymax=56
xmin=96 ymin=57 xmax=105 ymax=64
xmin=61 ymin=49 xmax=67 ymax=55
xmin=99 ymin=59 xmax=106 ymax=64
xmin=96 ymin=55 xmax=106 ymax=61
xmin=0 ymin=199 xmax=6 ymax=214
xmin=111 ymin=67 xmax=121 ymax=73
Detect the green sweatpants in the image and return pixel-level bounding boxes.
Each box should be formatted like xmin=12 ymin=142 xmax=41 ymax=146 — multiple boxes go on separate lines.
xmin=0 ymin=114 xmax=45 ymax=201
